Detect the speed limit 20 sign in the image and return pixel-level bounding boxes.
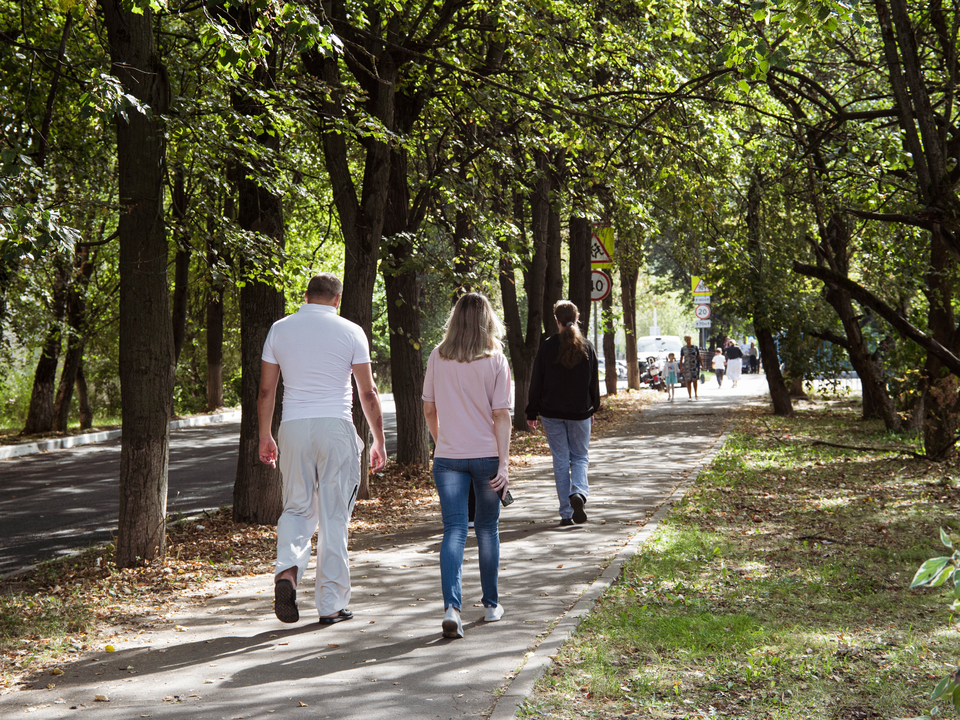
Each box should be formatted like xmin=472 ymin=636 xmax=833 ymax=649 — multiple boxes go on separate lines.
xmin=695 ymin=304 xmax=711 ymax=319
xmin=591 ymin=270 xmax=611 ymax=301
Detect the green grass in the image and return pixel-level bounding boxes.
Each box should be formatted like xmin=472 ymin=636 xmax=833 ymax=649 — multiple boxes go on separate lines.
xmin=525 ymin=401 xmax=960 ymax=719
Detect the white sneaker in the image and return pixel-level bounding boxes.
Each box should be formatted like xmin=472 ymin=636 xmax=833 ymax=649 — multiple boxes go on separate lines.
xmin=484 ymin=604 xmax=504 ymax=622
xmin=442 ymin=607 xmax=463 ymax=638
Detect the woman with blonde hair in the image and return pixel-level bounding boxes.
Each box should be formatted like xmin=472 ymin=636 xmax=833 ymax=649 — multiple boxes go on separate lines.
xmin=525 ymin=300 xmax=601 ymax=525
xmin=422 ymin=292 xmax=512 ymax=638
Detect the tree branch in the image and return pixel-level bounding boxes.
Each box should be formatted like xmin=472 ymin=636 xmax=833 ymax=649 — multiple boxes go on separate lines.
xmin=793 ymin=261 xmax=960 ymax=376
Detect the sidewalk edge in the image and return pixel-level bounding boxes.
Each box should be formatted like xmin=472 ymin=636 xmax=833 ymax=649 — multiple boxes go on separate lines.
xmin=488 ymin=422 xmax=734 ymax=720
xmin=0 ymin=411 xmax=241 ymax=461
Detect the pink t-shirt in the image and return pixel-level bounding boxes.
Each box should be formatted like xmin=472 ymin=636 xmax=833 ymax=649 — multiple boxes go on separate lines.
xmin=422 ymin=347 xmax=512 ymax=459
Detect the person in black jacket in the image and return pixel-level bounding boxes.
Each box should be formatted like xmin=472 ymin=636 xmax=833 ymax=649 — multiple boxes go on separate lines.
xmin=525 ymin=300 xmax=601 ymax=526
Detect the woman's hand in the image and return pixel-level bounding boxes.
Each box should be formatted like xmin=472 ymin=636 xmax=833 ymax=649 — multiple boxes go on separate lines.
xmin=489 ymin=468 xmax=509 ymax=492
xmin=526 ymin=419 xmax=538 ymax=431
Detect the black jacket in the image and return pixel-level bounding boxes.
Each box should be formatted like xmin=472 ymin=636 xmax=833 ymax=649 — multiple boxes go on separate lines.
xmin=525 ymin=335 xmax=601 ymax=421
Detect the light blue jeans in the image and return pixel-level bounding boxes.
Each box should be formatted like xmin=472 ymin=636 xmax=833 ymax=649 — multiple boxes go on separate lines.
xmin=432 ymin=457 xmax=501 ymax=611
xmin=540 ymin=417 xmax=591 ymax=520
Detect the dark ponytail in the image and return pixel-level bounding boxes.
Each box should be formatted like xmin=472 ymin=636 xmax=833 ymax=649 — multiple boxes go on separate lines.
xmin=554 ymin=300 xmax=588 ymax=369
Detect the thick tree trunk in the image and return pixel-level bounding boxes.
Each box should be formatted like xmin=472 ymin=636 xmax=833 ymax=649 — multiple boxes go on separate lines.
xmin=52 ymin=246 xmax=95 ymax=432
xmin=303 ymin=41 xmax=397 ymax=499
xmin=205 ymin=228 xmax=224 ymax=410
xmin=500 ymin=170 xmax=549 ymax=432
xmin=619 ymin=239 xmax=641 ymax=390
xmin=234 ymin=280 xmax=284 ymax=523
xmin=602 ymin=285 xmax=617 ymax=396
xmin=922 ymin=231 xmax=960 ymax=458
xmin=21 ymin=259 xmax=69 ymax=435
xmin=101 ymin=0 xmax=175 ymax=567
xmin=171 ymin=168 xmax=190 ymax=365
xmin=75 ymin=361 xmax=92 ymax=429
xmin=231 ymin=71 xmax=286 ymax=523
xmin=382 ymin=139 xmax=429 ymax=466
xmin=568 ymin=216 xmax=592 ymax=334
xmin=541 ymin=154 xmax=564 ymax=338
xmin=757 ymin=325 xmax=792 ymax=415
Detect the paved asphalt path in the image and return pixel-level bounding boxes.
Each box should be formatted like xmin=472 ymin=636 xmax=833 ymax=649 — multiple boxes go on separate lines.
xmin=0 ymin=397 xmax=400 ymax=577
xmin=0 ymin=375 xmax=769 ymax=720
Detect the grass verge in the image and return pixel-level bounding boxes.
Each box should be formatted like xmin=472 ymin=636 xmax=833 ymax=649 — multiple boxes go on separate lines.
xmin=526 ymin=399 xmax=960 ymax=719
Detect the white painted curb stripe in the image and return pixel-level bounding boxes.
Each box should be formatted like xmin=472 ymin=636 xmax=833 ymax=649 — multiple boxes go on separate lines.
xmin=0 ymin=410 xmax=241 ymax=460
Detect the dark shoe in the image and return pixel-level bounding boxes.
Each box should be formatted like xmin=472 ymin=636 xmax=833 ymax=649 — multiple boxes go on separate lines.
xmin=559 ymin=517 xmax=574 ymax=526
xmin=274 ymin=579 xmax=299 ymax=623
xmin=318 ymin=608 xmax=354 ymax=625
xmin=570 ymin=493 xmax=587 ymax=524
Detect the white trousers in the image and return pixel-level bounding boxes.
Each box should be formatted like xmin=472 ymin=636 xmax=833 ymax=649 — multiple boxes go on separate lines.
xmin=276 ymin=417 xmax=362 ymax=616
xmin=727 ymin=358 xmax=742 ymax=382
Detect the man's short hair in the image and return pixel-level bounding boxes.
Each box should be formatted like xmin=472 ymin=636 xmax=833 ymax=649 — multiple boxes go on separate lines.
xmin=306 ymin=273 xmax=343 ymax=301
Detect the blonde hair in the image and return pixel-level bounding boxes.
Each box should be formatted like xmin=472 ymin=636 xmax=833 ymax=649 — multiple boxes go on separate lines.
xmin=437 ymin=292 xmax=505 ymax=362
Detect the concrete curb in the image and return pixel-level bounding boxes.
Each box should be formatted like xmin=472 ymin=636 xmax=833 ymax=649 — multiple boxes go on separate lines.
xmin=488 ymin=421 xmax=735 ymax=720
xmin=0 ymin=410 xmax=241 ymax=461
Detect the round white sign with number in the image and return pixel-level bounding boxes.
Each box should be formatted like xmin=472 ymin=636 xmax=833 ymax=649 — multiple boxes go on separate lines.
xmin=695 ymin=304 xmax=711 ymax=319
xmin=591 ymin=270 xmax=611 ymax=301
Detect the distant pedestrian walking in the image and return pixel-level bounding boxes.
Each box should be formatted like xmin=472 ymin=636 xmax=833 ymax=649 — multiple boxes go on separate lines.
xmin=680 ymin=335 xmax=703 ymax=400
xmin=526 ymin=300 xmax=601 ymax=526
xmin=422 ymin=293 xmax=511 ymax=639
xmin=747 ymin=342 xmax=759 ymax=373
xmin=663 ymin=353 xmax=680 ymax=402
xmin=258 ymin=273 xmax=386 ymax=626
xmin=724 ymin=340 xmax=743 ymax=387
xmin=712 ymin=348 xmax=726 ymax=387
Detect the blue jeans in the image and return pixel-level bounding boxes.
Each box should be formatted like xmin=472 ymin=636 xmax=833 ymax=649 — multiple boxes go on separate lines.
xmin=432 ymin=457 xmax=501 ymax=611
xmin=540 ymin=417 xmax=591 ymax=519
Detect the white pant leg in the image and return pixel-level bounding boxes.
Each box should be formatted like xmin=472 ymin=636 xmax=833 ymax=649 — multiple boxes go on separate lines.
xmin=312 ymin=419 xmax=362 ymax=616
xmin=275 ymin=420 xmax=322 ymax=586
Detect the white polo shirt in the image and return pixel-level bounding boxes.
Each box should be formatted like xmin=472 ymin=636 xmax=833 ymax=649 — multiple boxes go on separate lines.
xmin=261 ymin=304 xmax=371 ymax=423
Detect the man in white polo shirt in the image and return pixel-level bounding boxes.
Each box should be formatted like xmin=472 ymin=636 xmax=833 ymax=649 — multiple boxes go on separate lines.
xmin=258 ymin=273 xmax=386 ymax=625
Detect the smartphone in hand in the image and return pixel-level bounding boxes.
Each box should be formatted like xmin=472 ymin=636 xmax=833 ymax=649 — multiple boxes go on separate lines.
xmin=498 ymin=487 xmax=514 ymax=507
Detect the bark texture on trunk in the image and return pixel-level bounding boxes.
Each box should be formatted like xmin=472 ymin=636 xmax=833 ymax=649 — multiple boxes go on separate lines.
xmin=602 ymin=286 xmax=617 ymax=396
xmin=620 ymin=260 xmax=640 ymax=390
xmin=21 ymin=264 xmax=67 ymax=435
xmin=757 ymin=325 xmax=793 ymax=415
xmin=541 ymin=153 xmax=564 ymax=338
xmin=101 ymin=0 xmax=175 ymax=567
xmin=382 ymin=130 xmax=428 ymax=466
xmin=231 ymin=78 xmax=285 ymax=524
xmin=302 ymin=31 xmax=398 ymax=498
xmin=568 ymin=216 xmax=592 ymax=335
xmin=500 ymin=167 xmax=549 ymax=431
xmin=76 ymin=361 xmax=92 ymax=429
xmin=205 ymin=229 xmax=224 ymax=410
xmin=922 ymin=230 xmax=960 ymax=458
xmin=52 ymin=246 xmax=95 ymax=432
xmin=171 ymin=167 xmax=190 ymax=365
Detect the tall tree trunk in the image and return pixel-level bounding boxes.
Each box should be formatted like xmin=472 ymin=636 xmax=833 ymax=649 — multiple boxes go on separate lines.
xmin=52 ymin=245 xmax=95 ymax=432
xmin=101 ymin=0 xmax=175 ymax=567
xmin=21 ymin=259 xmax=69 ymax=435
xmin=303 ymin=36 xmax=398 ymax=499
xmin=171 ymin=167 xmax=190 ymax=365
xmin=745 ymin=175 xmax=791 ymax=416
xmin=500 ymin=163 xmax=549 ymax=432
xmin=205 ymin=219 xmax=225 ymax=411
xmin=568 ymin=216 xmax=592 ymax=334
xmin=756 ymin=324 xmax=792 ymax=415
xmin=922 ymin=230 xmax=960 ymax=458
xmin=230 ymin=17 xmax=285 ymax=524
xmin=382 ymin=138 xmax=428 ymax=467
xmin=75 ymin=361 xmax=92 ymax=429
xmin=620 ymin=259 xmax=640 ymax=390
xmin=602 ymin=283 xmax=617 ymax=396
xmin=541 ymin=152 xmax=564 ymax=338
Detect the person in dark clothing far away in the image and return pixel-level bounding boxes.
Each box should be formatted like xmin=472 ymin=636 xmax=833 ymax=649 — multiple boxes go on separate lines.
xmin=525 ymin=300 xmax=601 ymax=526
